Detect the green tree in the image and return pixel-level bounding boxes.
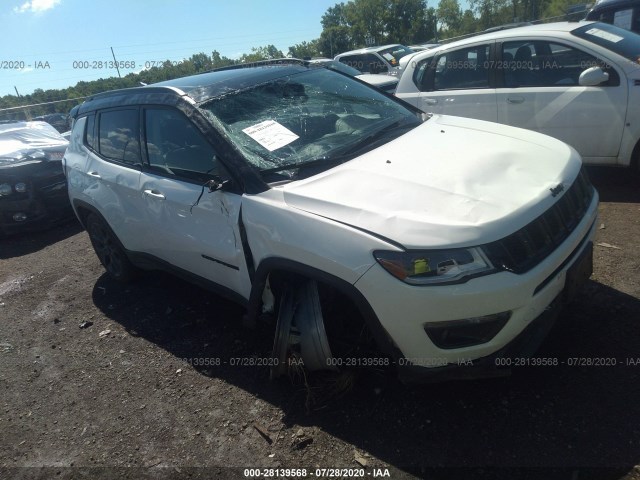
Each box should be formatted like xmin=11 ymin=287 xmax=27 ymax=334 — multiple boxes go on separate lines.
xmin=211 ymin=50 xmax=236 ymax=69
xmin=318 ymin=3 xmax=354 ymax=56
xmin=437 ymin=0 xmax=463 ymax=35
xmin=189 ymin=52 xmax=213 ymax=72
xmin=239 ymin=45 xmax=284 ymax=63
xmin=317 ymin=0 xmax=437 ymax=54
xmin=470 ymin=0 xmax=512 ymax=29
xmin=288 ymin=40 xmax=321 ymax=59
xmin=385 ymin=0 xmax=434 ymax=44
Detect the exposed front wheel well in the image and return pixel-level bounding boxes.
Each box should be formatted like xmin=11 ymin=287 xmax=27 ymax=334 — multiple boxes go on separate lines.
xmin=251 ymin=265 xmax=395 ymax=380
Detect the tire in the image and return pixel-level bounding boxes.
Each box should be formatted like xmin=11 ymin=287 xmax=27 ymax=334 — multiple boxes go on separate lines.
xmin=632 ymin=140 xmax=640 ymax=176
xmin=86 ymin=213 xmax=138 ymax=282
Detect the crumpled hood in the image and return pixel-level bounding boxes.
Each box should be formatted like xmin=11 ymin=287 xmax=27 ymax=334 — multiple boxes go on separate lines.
xmin=0 ymin=121 xmax=68 ymax=170
xmin=282 ymin=115 xmax=582 ymax=249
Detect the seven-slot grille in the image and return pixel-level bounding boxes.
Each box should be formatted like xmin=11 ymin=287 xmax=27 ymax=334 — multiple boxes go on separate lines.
xmin=483 ymin=167 xmax=594 ymax=274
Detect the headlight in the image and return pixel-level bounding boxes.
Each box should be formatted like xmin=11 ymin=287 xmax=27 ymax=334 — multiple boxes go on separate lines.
xmin=373 ymin=247 xmax=495 ymax=285
xmin=0 ymin=183 xmax=12 ymax=196
xmin=14 ymin=182 xmax=27 ymax=193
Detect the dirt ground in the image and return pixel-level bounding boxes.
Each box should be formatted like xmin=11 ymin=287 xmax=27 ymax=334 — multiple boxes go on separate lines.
xmin=1 ymin=166 xmax=640 ymax=480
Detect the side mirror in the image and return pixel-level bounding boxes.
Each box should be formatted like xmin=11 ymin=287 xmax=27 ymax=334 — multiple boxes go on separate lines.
xmin=206 ymin=175 xmax=230 ymax=192
xmin=579 ymin=66 xmax=609 ymax=86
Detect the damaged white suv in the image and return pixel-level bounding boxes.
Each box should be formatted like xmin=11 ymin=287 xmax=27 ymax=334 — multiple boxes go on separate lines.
xmin=64 ymin=62 xmax=598 ymax=382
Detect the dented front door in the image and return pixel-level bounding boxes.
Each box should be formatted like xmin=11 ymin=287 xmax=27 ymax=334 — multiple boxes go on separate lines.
xmin=138 ymin=171 xmax=251 ymax=300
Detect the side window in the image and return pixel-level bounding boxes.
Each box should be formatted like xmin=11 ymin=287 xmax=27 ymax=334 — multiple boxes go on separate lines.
xmin=502 ymin=41 xmax=619 ymax=88
xmin=98 ymin=109 xmax=141 ymax=165
xmin=433 ymin=45 xmax=490 ymax=90
xmin=412 ymin=58 xmax=432 ymax=91
xmin=144 ymin=108 xmax=218 ymax=183
xmin=85 ymin=114 xmax=96 ymax=150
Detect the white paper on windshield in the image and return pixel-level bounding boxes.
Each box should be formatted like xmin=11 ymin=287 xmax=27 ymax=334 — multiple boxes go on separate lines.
xmin=614 ymin=9 xmax=633 ymax=30
xmin=242 ymin=120 xmax=299 ymax=152
xmin=382 ymin=53 xmax=395 ymax=61
xmin=585 ymin=28 xmax=624 ymax=43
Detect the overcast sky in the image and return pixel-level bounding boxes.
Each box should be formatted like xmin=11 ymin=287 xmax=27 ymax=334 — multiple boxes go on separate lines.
xmin=0 ymin=0 xmax=342 ymax=97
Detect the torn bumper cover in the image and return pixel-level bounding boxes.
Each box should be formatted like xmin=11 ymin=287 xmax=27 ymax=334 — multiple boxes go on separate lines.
xmin=0 ymin=121 xmax=72 ymax=236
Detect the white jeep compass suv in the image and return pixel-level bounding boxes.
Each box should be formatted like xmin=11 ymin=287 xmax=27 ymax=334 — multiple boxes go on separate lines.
xmin=64 ymin=62 xmax=598 ymax=382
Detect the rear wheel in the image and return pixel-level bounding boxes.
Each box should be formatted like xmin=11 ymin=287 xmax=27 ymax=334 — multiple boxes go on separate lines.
xmin=86 ymin=213 xmax=138 ymax=282
xmin=632 ymin=140 xmax=640 ymax=175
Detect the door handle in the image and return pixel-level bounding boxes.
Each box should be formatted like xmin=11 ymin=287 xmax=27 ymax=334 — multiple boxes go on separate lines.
xmin=423 ymin=98 xmax=438 ymax=105
xmin=507 ymin=96 xmax=525 ymax=104
xmin=88 ymin=171 xmax=101 ymax=179
xmin=143 ymin=189 xmax=165 ymax=200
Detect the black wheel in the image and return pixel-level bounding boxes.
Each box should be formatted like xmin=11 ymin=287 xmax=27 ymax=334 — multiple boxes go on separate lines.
xmin=86 ymin=213 xmax=138 ymax=282
xmin=631 ymin=140 xmax=640 ymax=176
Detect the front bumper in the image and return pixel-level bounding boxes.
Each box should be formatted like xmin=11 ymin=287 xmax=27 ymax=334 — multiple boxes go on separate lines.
xmin=0 ymin=179 xmax=73 ymax=236
xmin=354 ymin=190 xmax=598 ymax=382
xmin=397 ymin=289 xmax=563 ymax=383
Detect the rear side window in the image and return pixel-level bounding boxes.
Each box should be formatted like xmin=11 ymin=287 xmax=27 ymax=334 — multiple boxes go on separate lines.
xmin=85 ymin=114 xmax=96 ymax=150
xmin=98 ymin=109 xmax=141 ymax=165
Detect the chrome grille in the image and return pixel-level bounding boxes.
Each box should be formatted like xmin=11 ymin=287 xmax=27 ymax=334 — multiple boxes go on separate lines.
xmin=483 ymin=167 xmax=594 ymax=274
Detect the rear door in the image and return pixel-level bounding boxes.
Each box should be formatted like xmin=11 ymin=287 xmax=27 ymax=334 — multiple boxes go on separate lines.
xmin=82 ymin=108 xmax=148 ymax=251
xmin=495 ymin=39 xmax=628 ymax=163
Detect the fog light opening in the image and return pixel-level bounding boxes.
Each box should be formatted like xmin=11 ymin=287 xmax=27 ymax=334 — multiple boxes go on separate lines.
xmin=424 ymin=312 xmax=511 ymax=349
xmin=13 ymin=212 xmax=28 ymax=222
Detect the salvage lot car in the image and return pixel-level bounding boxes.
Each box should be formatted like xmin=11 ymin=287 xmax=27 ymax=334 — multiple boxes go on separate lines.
xmin=0 ymin=121 xmax=72 ymax=236
xmin=307 ymin=58 xmax=399 ymax=92
xmin=64 ymin=63 xmax=598 ymax=382
xmin=335 ymin=44 xmax=415 ymax=75
xmin=395 ymin=21 xmax=640 ymax=170
xmin=586 ymin=0 xmax=640 ymax=35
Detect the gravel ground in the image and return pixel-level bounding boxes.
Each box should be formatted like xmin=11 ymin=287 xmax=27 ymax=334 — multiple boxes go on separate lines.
xmin=1 ymin=166 xmax=639 ymax=480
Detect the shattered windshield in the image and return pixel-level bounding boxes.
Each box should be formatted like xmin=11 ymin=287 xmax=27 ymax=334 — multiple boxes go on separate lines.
xmin=199 ymin=68 xmax=421 ymax=182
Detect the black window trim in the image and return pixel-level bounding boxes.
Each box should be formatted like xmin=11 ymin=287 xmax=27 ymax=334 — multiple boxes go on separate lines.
xmin=82 ymin=113 xmax=96 ymax=152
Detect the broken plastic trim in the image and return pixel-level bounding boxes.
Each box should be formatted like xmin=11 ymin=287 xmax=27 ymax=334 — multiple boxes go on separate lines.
xmin=189 ymin=175 xmax=230 ymax=213
xmin=270 ymin=280 xmax=336 ymax=379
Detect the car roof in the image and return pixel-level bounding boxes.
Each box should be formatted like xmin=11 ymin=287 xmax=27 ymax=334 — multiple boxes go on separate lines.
xmin=336 ymin=44 xmax=405 ymax=56
xmin=72 ymin=64 xmax=314 ymax=116
xmin=415 ymin=21 xmax=596 ymax=55
xmin=590 ymin=0 xmax=639 ymax=9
